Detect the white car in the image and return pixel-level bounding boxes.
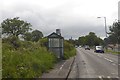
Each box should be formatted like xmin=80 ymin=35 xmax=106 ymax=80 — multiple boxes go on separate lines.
xmin=94 ymin=46 xmax=104 ymax=53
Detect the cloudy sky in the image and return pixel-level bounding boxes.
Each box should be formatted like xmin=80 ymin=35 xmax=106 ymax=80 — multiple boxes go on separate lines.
xmin=0 ymin=0 xmax=119 ymax=39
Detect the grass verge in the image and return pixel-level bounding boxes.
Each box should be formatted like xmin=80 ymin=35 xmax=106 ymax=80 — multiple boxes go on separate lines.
xmin=105 ymin=49 xmax=120 ymax=54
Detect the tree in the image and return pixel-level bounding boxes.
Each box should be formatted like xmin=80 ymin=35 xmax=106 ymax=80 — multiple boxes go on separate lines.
xmin=108 ymin=22 xmax=120 ymax=44
xmin=31 ymin=30 xmax=43 ymax=42
xmin=78 ymin=32 xmax=104 ymax=46
xmin=85 ymin=32 xmax=97 ymax=46
xmin=23 ymin=32 xmax=32 ymax=41
xmin=1 ymin=17 xmax=32 ymax=37
xmin=78 ymin=36 xmax=87 ymax=46
xmin=22 ymin=30 xmax=43 ymax=42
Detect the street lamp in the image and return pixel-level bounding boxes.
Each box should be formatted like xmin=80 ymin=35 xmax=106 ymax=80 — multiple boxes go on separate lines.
xmin=97 ymin=17 xmax=108 ymax=50
xmin=97 ymin=17 xmax=107 ymax=38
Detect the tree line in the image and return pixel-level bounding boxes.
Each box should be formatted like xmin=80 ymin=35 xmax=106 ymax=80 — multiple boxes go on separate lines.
xmin=68 ymin=22 xmax=120 ymax=47
xmin=1 ymin=17 xmax=119 ymax=47
xmin=68 ymin=32 xmax=104 ymax=47
xmin=77 ymin=32 xmax=104 ymax=46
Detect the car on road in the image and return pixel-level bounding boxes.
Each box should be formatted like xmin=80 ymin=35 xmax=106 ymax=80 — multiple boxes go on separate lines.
xmin=79 ymin=45 xmax=82 ymax=48
xmin=85 ymin=45 xmax=90 ymax=50
xmin=94 ymin=46 xmax=104 ymax=53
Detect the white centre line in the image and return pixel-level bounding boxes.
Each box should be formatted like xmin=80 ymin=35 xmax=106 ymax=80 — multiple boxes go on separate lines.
xmin=104 ymin=57 xmax=113 ymax=63
xmin=98 ymin=76 xmax=103 ymax=80
xmin=60 ymin=61 xmax=66 ymax=70
xmin=107 ymin=76 xmax=111 ymax=78
xmin=112 ymin=63 xmax=116 ymax=65
xmin=60 ymin=66 xmax=63 ymax=70
xmin=57 ymin=61 xmax=66 ymax=74
xmin=107 ymin=76 xmax=113 ymax=80
xmin=116 ymin=76 xmax=119 ymax=78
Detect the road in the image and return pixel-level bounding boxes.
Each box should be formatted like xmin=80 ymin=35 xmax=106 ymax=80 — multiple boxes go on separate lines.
xmin=68 ymin=48 xmax=119 ymax=79
xmin=41 ymin=47 xmax=119 ymax=79
xmin=41 ymin=57 xmax=74 ymax=78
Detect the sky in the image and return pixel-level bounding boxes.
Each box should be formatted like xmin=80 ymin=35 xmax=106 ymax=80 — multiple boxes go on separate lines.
xmin=118 ymin=1 xmax=120 ymax=21
xmin=0 ymin=0 xmax=119 ymax=39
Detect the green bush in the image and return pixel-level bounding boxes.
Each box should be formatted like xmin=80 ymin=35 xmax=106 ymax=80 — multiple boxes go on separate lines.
xmin=2 ymin=36 xmax=21 ymax=49
xmin=2 ymin=41 xmax=57 ymax=78
xmin=64 ymin=40 xmax=76 ymax=59
xmin=38 ymin=37 xmax=48 ymax=48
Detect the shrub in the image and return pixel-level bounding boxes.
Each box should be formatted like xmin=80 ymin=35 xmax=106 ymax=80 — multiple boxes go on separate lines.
xmin=2 ymin=36 xmax=21 ymax=49
xmin=38 ymin=37 xmax=48 ymax=48
xmin=64 ymin=40 xmax=76 ymax=59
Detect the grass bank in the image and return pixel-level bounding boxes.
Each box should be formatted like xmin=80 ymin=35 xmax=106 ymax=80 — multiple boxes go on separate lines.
xmin=2 ymin=40 xmax=57 ymax=78
xmin=2 ymin=37 xmax=76 ymax=78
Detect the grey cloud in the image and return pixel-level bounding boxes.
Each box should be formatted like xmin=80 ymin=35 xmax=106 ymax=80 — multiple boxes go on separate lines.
xmin=1 ymin=0 xmax=117 ymax=39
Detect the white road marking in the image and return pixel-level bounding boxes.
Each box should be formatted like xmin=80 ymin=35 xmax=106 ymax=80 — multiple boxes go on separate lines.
xmin=94 ymin=53 xmax=117 ymax=65
xmin=99 ymin=76 xmax=103 ymax=80
xmin=98 ymin=76 xmax=102 ymax=78
xmin=104 ymin=57 xmax=109 ymax=60
xmin=107 ymin=76 xmax=113 ymax=80
xmin=112 ymin=63 xmax=116 ymax=65
xmin=60 ymin=66 xmax=62 ymax=70
xmin=99 ymin=76 xmax=112 ymax=80
xmin=116 ymin=76 xmax=119 ymax=78
xmin=111 ymin=73 xmax=115 ymax=75
xmin=104 ymin=57 xmax=113 ymax=63
xmin=107 ymin=76 xmax=111 ymax=78
xmin=60 ymin=61 xmax=66 ymax=70
xmin=57 ymin=61 xmax=66 ymax=74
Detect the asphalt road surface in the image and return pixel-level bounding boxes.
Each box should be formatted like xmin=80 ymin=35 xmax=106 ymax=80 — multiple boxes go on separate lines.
xmin=41 ymin=47 xmax=119 ymax=80
xmin=68 ymin=48 xmax=119 ymax=79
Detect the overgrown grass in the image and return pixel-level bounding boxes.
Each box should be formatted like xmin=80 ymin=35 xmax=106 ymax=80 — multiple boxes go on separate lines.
xmin=64 ymin=41 xmax=76 ymax=59
xmin=2 ymin=37 xmax=76 ymax=78
xmin=2 ymin=40 xmax=57 ymax=78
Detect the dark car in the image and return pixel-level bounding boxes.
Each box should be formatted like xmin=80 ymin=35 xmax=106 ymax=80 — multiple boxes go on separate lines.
xmin=85 ymin=46 xmax=90 ymax=50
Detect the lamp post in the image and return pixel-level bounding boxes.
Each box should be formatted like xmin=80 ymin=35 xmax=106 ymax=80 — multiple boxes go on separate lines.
xmin=97 ymin=17 xmax=108 ymax=50
xmin=97 ymin=17 xmax=107 ymax=38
